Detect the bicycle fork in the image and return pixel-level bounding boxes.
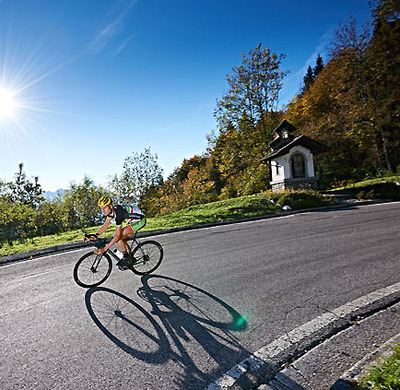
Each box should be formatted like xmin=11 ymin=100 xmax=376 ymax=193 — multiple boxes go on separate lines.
xmin=91 ymin=255 xmax=103 ymax=273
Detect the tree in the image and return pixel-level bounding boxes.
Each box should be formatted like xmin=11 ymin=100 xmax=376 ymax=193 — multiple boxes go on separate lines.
xmin=367 ymin=0 xmax=400 ymax=171
xmin=0 ymin=199 xmax=36 ymax=243
xmin=286 ymin=2 xmax=400 ymax=185
xmin=211 ymin=111 xmax=283 ymax=197
xmin=211 ymin=44 xmax=287 ymax=196
xmin=301 ymin=55 xmax=325 ymax=95
xmin=302 ymin=66 xmax=315 ymax=94
xmin=313 ymin=54 xmax=324 ymax=77
xmin=61 ymin=176 xmax=106 ymax=229
xmin=329 ymin=10 xmax=399 ymax=173
xmin=109 ymin=147 xmax=164 ymax=204
xmin=7 ymin=163 xmax=44 ymax=207
xmin=215 ymin=44 xmax=288 ymax=130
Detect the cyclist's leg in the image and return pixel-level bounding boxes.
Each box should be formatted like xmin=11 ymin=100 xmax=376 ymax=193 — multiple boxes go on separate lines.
xmin=115 ymin=226 xmax=134 ymax=270
xmin=122 ymin=218 xmax=146 ymax=267
xmin=117 ymin=225 xmax=134 ymax=253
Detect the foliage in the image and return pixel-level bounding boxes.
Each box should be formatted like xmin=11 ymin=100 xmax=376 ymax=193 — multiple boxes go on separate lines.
xmin=60 ymin=176 xmax=106 ymax=229
xmin=356 ymin=344 xmax=400 ymax=389
xmin=0 ymin=164 xmax=45 ymax=243
xmin=0 ymin=192 xmax=287 ymax=256
xmin=140 ymin=154 xmax=219 ymax=216
xmin=215 ymin=43 xmax=288 ymax=129
xmin=208 ymin=44 xmax=287 ymax=200
xmin=301 ymin=55 xmax=324 ymax=94
xmin=34 ymin=199 xmax=65 ymax=236
xmin=1 ymin=1 xmax=399 ymax=245
xmin=285 ymin=1 xmax=400 ymax=185
xmin=211 ymin=113 xmax=281 ymax=199
xmin=275 ymin=190 xmax=329 ymax=210
xmin=6 ymin=163 xmax=44 ymax=207
xmin=108 ymin=147 xmax=163 ymax=204
xmin=0 ymin=199 xmax=36 ymax=242
xmin=0 ymin=172 xmax=106 ymax=244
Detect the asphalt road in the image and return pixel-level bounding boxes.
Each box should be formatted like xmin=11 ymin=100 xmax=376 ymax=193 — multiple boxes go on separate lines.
xmin=1 ymin=202 xmax=399 ymax=389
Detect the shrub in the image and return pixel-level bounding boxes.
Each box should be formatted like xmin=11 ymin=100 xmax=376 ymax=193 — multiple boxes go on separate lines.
xmin=357 ymin=183 xmax=400 ymax=200
xmin=277 ymin=190 xmax=328 ymax=210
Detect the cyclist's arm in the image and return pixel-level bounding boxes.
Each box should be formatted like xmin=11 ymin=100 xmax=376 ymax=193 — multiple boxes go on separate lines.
xmin=95 ymin=217 xmax=112 ymax=237
xmin=101 ymin=225 xmax=122 ymax=252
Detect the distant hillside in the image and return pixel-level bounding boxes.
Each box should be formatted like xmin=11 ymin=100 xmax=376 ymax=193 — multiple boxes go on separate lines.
xmin=43 ymin=189 xmax=66 ymax=201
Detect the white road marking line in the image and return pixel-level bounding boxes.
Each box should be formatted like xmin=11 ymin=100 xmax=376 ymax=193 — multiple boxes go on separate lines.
xmin=1 ymin=247 xmax=88 ymax=268
xmin=207 ymin=281 xmax=400 ymax=389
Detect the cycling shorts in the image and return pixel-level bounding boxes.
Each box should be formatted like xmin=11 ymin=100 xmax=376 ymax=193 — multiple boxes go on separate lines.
xmin=125 ymin=216 xmax=147 ymax=235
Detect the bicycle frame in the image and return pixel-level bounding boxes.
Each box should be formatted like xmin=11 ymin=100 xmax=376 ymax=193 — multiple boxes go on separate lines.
xmin=97 ymin=234 xmax=142 ymax=263
xmin=90 ymin=255 xmax=104 ymax=273
xmin=75 ymin=233 xmax=164 ymax=287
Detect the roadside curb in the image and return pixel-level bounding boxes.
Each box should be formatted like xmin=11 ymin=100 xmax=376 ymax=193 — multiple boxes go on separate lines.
xmin=209 ymin=281 xmax=400 ymax=389
xmin=257 ymin=302 xmax=400 ymax=390
xmin=0 ymin=198 xmax=392 ymax=266
xmin=330 ymin=332 xmax=400 ymax=389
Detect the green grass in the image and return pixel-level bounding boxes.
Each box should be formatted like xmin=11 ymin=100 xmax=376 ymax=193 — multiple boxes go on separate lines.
xmin=0 ymin=194 xmax=284 ymax=257
xmin=146 ymin=194 xmax=283 ymax=229
xmin=356 ymin=345 xmax=400 ymax=389
xmin=329 ymin=176 xmax=400 ymax=191
xmin=329 ymin=176 xmax=400 ymax=200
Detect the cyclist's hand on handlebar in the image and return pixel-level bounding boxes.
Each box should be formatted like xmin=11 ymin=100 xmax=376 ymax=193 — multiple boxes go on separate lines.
xmin=84 ymin=233 xmax=98 ymax=242
xmin=94 ymin=247 xmax=106 ymax=255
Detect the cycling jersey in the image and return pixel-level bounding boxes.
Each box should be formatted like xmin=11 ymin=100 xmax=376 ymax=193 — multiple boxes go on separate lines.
xmin=107 ymin=204 xmax=145 ymax=226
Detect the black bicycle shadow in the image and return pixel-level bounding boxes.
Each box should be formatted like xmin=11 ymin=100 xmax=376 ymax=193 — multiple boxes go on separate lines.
xmin=85 ymin=276 xmax=308 ymax=389
xmin=85 ymin=276 xmax=253 ymax=388
xmin=137 ymin=275 xmax=250 ymax=388
xmin=85 ymin=286 xmax=171 ymax=364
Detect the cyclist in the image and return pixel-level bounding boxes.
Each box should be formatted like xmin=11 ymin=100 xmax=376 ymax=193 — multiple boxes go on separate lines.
xmin=92 ymin=196 xmax=146 ymax=270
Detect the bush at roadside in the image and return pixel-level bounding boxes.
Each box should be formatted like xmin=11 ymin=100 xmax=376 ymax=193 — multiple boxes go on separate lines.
xmin=356 ymin=182 xmax=400 ymax=200
xmin=274 ymin=190 xmax=329 ymax=210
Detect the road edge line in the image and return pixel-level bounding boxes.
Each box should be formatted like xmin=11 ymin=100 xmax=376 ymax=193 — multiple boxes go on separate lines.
xmin=207 ymin=282 xmax=400 ymax=389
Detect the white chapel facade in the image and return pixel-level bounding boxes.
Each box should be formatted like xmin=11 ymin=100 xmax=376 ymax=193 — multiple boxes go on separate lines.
xmin=261 ymin=120 xmax=329 ymax=191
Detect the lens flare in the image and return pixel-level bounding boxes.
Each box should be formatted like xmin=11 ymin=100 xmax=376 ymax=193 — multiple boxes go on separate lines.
xmin=234 ymin=314 xmax=248 ymax=330
xmin=0 ymin=86 xmax=19 ymax=122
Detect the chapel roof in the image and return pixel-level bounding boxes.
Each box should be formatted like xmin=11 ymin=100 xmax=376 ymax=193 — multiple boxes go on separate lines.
xmin=261 ymin=134 xmax=330 ymax=162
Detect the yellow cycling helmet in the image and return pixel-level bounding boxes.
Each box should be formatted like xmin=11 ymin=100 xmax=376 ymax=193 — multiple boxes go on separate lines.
xmin=98 ymin=196 xmax=112 ymax=207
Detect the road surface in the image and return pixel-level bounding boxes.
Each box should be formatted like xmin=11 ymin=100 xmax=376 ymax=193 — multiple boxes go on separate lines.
xmin=1 ymin=202 xmax=399 ymax=389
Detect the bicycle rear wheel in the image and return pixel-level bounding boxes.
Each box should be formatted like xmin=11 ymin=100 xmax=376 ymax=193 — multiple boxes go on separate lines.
xmin=73 ymin=252 xmax=112 ymax=288
xmin=130 ymin=240 xmax=163 ymax=275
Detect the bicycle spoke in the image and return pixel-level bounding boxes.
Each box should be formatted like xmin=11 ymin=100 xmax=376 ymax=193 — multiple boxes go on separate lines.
xmin=131 ymin=241 xmax=163 ymax=275
xmin=73 ymin=252 xmax=112 ymax=288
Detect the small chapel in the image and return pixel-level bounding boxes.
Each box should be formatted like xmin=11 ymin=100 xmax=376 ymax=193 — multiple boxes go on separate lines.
xmin=261 ymin=120 xmax=329 ymax=191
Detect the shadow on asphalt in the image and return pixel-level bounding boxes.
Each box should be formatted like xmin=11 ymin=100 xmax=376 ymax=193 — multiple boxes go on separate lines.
xmin=85 ymin=276 xmax=308 ymax=389
xmin=311 ymin=205 xmax=358 ymax=213
xmin=85 ymin=275 xmax=249 ymax=389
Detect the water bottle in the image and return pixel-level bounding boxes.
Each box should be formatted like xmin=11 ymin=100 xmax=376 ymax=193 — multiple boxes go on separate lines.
xmin=113 ymin=249 xmax=123 ymax=259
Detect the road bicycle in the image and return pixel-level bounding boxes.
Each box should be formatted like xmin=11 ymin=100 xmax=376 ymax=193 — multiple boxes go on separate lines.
xmin=73 ymin=233 xmax=163 ymax=288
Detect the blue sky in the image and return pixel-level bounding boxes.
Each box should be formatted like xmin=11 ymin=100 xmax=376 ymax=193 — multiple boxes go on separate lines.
xmin=0 ymin=0 xmax=371 ymax=192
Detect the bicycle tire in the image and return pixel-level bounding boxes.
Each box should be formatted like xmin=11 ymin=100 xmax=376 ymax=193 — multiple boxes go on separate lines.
xmin=73 ymin=252 xmax=112 ymax=288
xmin=130 ymin=240 xmax=163 ymax=275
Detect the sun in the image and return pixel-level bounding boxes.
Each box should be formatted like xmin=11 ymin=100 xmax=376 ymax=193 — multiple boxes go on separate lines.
xmin=0 ymin=86 xmax=19 ymax=123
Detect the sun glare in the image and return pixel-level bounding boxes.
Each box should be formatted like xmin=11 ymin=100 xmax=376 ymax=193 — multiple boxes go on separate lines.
xmin=0 ymin=86 xmax=19 ymax=123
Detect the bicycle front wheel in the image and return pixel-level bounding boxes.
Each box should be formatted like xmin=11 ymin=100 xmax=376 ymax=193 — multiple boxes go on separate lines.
xmin=73 ymin=252 xmax=112 ymax=288
xmin=131 ymin=240 xmax=163 ymax=275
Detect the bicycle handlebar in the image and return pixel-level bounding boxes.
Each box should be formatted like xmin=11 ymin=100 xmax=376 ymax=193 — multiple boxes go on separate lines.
xmin=84 ymin=234 xmax=107 ymax=249
xmin=84 ymin=233 xmax=97 ymax=240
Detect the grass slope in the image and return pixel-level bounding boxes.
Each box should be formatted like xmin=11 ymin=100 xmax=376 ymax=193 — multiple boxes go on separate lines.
xmin=0 ymin=194 xmax=285 ymax=257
